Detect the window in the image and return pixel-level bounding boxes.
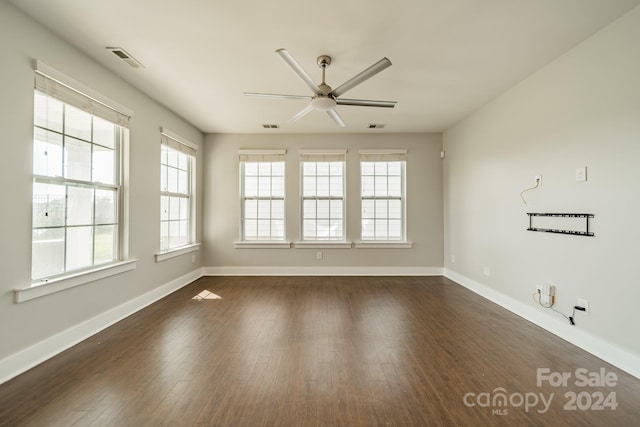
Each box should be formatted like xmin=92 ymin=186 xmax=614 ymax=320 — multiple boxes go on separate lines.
xmin=239 ymin=150 xmax=286 ymax=241
xmin=160 ymin=130 xmax=196 ymax=252
xmin=31 ymin=64 xmax=130 ymax=281
xmin=360 ymin=150 xmax=407 ymax=241
xmin=300 ymin=151 xmax=346 ymax=241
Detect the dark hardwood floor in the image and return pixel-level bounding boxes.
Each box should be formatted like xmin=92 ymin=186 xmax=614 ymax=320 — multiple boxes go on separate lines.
xmin=1 ymin=276 xmax=639 ymax=426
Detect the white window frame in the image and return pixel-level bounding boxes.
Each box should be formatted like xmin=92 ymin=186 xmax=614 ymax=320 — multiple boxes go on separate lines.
xmin=356 ymin=149 xmax=413 ymax=248
xmin=155 ymin=128 xmax=199 ymax=262
xmin=296 ymin=150 xmax=351 ymax=248
xmin=235 ymin=149 xmax=290 ymax=248
xmin=17 ymin=61 xmax=136 ymax=303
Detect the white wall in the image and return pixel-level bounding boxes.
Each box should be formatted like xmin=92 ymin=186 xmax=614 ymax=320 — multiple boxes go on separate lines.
xmin=203 ymin=133 xmax=443 ymax=272
xmin=443 ymin=6 xmax=640 ymax=375
xmin=0 ymin=2 xmax=204 ymax=380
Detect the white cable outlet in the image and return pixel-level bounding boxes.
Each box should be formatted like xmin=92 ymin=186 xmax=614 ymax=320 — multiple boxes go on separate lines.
xmin=578 ymin=298 xmax=590 ymax=315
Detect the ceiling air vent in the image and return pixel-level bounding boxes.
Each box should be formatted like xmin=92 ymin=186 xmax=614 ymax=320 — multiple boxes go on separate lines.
xmin=368 ymin=124 xmax=386 ymax=129
xmin=106 ymin=47 xmax=145 ymax=69
xmin=262 ymin=124 xmax=280 ymax=129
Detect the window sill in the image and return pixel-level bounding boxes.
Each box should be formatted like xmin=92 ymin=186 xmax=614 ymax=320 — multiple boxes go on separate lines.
xmin=354 ymin=241 xmax=414 ymax=249
xmin=234 ymin=241 xmax=292 ymax=249
xmin=155 ymin=243 xmax=201 ymax=262
xmin=15 ymin=259 xmax=139 ymax=303
xmin=294 ymin=241 xmax=353 ymax=249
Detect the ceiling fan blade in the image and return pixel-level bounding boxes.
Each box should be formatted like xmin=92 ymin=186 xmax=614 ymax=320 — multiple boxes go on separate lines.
xmin=336 ymin=98 xmax=397 ymax=108
xmin=326 ymin=109 xmax=346 ymax=127
xmin=276 ymin=48 xmax=320 ymax=94
xmin=244 ymin=92 xmax=311 ymax=101
xmin=330 ymin=57 xmax=392 ymax=98
xmin=288 ymin=104 xmax=314 ymax=123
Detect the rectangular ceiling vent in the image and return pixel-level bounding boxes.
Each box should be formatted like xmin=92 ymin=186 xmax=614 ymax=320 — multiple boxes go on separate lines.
xmin=262 ymin=124 xmax=279 ymax=129
xmin=106 ymin=47 xmax=145 ymax=69
xmin=368 ymin=124 xmax=386 ymax=129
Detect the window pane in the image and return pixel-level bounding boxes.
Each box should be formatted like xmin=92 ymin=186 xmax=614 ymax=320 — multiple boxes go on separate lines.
xmin=388 ymin=176 xmax=401 ymax=197
xmin=303 ymin=176 xmax=316 ymax=197
xmin=244 ymin=176 xmax=258 ymax=197
xmin=95 ymin=189 xmax=116 ymax=224
xmin=65 ymin=105 xmax=92 ymax=141
xmin=160 ymin=221 xmax=169 ymax=250
xmin=169 ymin=196 xmax=180 ymax=220
xmin=167 ymin=147 xmax=178 ymax=167
xmin=361 ymin=176 xmax=374 ymax=196
xmin=374 ymin=176 xmax=388 ymax=197
xmin=303 ymin=220 xmax=316 ymax=239
xmin=178 ymin=152 xmax=188 ymax=171
xmin=362 ymin=220 xmax=374 ymax=240
xmin=374 ymin=162 xmax=387 ymax=175
xmin=167 ymin=167 xmax=178 ymax=193
xmin=271 ymin=162 xmax=284 ymax=176
xmin=258 ymin=162 xmax=271 ymax=176
xmin=244 ymin=199 xmax=257 ymax=219
xmin=34 ymin=92 xmax=63 ymax=132
xmin=303 ymin=162 xmax=315 ymax=175
xmin=330 ymin=200 xmax=343 ymax=219
xmin=180 ymin=197 xmax=189 ymax=220
xmin=160 ymin=164 xmax=168 ymax=191
xmin=258 ymin=176 xmax=271 ymax=196
xmin=67 ymin=186 xmax=93 ymax=226
xmin=178 ymin=170 xmax=188 ymax=194
xmin=65 ymin=136 xmax=92 ymax=181
xmin=244 ymin=219 xmax=257 ymax=240
xmin=272 ymin=176 xmax=284 ymax=197
xmin=33 ymin=183 xmax=65 ymax=228
xmin=32 ymin=228 xmax=65 ymax=279
xmin=94 ymin=225 xmax=116 ymax=264
xmin=244 ymin=162 xmax=258 ymax=175
xmin=388 ymin=161 xmax=401 ymax=175
xmin=329 ymin=162 xmax=342 ymax=175
xmin=169 ymin=221 xmax=180 ymax=248
xmin=361 ymin=162 xmax=374 ymax=175
xmin=388 ymin=220 xmax=402 ymax=240
xmin=257 ymin=200 xmax=271 ymax=218
xmin=161 ymin=196 xmax=169 ymax=221
xmin=330 ymin=220 xmax=343 ymax=239
xmin=93 ymin=145 xmax=115 ymax=184
xmin=329 ymin=175 xmax=343 ymax=197
xmin=317 ymin=176 xmax=329 ymax=197
xmin=271 ymin=220 xmax=284 ymax=239
xmin=317 ymin=219 xmax=330 ymax=239
xmin=179 ymin=220 xmax=188 ymax=245
xmin=66 ymin=226 xmax=93 ymax=271
xmin=362 ymin=199 xmax=375 ymax=219
xmin=93 ymin=117 xmax=115 ymax=149
xmin=375 ymin=200 xmax=388 ymax=219
xmin=389 ymin=200 xmax=402 ymax=219
xmin=303 ymin=199 xmax=316 ymax=219
xmin=257 ymin=219 xmax=271 ymax=239
xmin=33 ymin=128 xmax=63 ymax=177
xmin=317 ymin=200 xmax=330 ymax=219
xmin=316 ymin=162 xmax=329 ymax=175
xmin=375 ymin=219 xmax=388 ymax=239
xmin=271 ymin=200 xmax=284 ymax=219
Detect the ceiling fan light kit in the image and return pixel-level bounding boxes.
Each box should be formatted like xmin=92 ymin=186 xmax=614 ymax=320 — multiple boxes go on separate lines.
xmin=245 ymin=48 xmax=397 ymax=127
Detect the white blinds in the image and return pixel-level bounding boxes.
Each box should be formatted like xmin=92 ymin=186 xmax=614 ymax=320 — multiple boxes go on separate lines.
xmin=238 ymin=149 xmax=286 ymax=162
xmin=300 ymin=150 xmax=347 ymax=162
xmin=359 ymin=149 xmax=407 ymax=162
xmin=161 ymin=131 xmax=197 ymax=157
xmin=34 ymin=61 xmax=131 ymax=127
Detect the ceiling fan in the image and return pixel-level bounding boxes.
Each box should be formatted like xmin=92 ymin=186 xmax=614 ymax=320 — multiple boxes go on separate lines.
xmin=244 ymin=48 xmax=397 ymax=127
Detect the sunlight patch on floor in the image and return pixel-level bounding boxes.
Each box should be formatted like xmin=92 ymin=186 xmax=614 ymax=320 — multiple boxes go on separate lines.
xmin=192 ymin=290 xmax=222 ymax=300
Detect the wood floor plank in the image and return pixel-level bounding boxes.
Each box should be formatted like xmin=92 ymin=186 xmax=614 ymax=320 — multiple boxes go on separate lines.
xmin=1 ymin=276 xmax=639 ymax=426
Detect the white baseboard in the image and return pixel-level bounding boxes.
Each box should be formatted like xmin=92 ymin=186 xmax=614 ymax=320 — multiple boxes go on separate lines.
xmin=203 ymin=266 xmax=444 ymax=276
xmin=444 ymin=268 xmax=640 ymax=380
xmin=0 ymin=268 xmax=203 ymax=386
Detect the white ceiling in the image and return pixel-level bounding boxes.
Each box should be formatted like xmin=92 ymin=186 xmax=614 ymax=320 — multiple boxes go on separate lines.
xmin=10 ymin=0 xmax=640 ymax=133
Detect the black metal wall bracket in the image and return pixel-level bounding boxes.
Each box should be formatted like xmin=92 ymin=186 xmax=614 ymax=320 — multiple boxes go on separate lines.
xmin=527 ymin=213 xmax=594 ymax=237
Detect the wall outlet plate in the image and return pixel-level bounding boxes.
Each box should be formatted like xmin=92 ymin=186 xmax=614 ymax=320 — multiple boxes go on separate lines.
xmin=578 ymin=298 xmax=590 ymax=315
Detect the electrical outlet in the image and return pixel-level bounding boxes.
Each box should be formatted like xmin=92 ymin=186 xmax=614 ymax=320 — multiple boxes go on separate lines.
xmin=451 ymin=255 xmax=455 ymax=263
xmin=483 ymin=266 xmax=491 ymax=276
xmin=316 ymin=251 xmax=323 ymax=260
xmin=535 ymin=175 xmax=542 ymax=186
xmin=578 ymin=298 xmax=590 ymax=315
xmin=191 ymin=254 xmax=196 ymax=263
